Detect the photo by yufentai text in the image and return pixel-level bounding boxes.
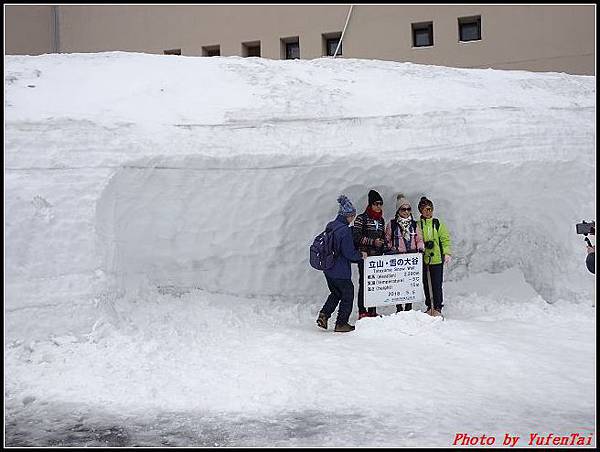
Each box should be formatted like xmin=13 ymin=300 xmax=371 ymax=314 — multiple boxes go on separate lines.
xmin=364 ymin=253 xmax=423 ymax=307
xmin=452 ymin=432 xmax=595 ymax=447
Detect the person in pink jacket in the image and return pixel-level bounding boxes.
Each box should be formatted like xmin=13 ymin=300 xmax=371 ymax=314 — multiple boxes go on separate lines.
xmin=385 ymin=193 xmax=425 ymax=313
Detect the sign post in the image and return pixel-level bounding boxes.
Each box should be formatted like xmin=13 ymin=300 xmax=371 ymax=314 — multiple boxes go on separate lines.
xmin=363 ymin=253 xmax=424 ymax=308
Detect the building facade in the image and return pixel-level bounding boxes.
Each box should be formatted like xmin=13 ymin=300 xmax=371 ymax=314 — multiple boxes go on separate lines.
xmin=4 ymin=4 xmax=596 ymax=75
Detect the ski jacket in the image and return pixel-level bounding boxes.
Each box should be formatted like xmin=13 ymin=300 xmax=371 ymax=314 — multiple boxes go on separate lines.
xmin=385 ymin=218 xmax=425 ymax=254
xmin=352 ymin=211 xmax=386 ymax=256
xmin=324 ymin=214 xmax=363 ymax=280
xmin=419 ymin=217 xmax=452 ymax=265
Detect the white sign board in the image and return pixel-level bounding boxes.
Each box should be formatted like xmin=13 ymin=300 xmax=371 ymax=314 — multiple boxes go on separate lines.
xmin=364 ymin=253 xmax=424 ymax=307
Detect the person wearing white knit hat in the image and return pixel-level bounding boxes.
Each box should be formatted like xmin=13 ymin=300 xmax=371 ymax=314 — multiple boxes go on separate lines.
xmin=385 ymin=193 xmax=424 ymax=313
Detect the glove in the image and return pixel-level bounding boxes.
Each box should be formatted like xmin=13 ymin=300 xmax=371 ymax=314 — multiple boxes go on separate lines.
xmin=444 ymin=255 xmax=452 ymax=265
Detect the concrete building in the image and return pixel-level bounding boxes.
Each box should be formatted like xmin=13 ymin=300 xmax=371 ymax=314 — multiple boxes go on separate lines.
xmin=4 ymin=4 xmax=596 ymax=75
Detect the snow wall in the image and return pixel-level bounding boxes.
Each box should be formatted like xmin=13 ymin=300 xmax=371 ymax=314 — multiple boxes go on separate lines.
xmin=95 ymin=153 xmax=593 ymax=304
xmin=5 ymin=53 xmax=596 ymax=335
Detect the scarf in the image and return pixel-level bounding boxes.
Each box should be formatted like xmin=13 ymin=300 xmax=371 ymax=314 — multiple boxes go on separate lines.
xmin=397 ymin=216 xmax=413 ymax=241
xmin=366 ymin=206 xmax=383 ymax=221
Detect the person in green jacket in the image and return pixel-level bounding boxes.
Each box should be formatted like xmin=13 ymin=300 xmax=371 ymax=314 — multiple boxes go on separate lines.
xmin=418 ymin=196 xmax=452 ymax=317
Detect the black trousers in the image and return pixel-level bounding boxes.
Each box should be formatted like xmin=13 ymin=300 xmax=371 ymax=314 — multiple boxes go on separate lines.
xmin=321 ymin=276 xmax=355 ymax=325
xmin=423 ymin=263 xmax=444 ymax=311
xmin=396 ymin=303 xmax=412 ymax=312
xmin=357 ymin=260 xmax=378 ymax=314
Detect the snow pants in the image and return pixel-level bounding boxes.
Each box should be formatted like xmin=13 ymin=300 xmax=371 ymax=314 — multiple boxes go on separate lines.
xmin=321 ymin=276 xmax=354 ymax=325
xmin=423 ymin=263 xmax=444 ymax=311
xmin=357 ymin=260 xmax=378 ymax=315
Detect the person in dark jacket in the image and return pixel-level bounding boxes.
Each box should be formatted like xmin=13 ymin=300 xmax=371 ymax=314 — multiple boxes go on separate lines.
xmin=316 ymin=195 xmax=364 ymax=333
xmin=353 ymin=189 xmax=387 ymax=319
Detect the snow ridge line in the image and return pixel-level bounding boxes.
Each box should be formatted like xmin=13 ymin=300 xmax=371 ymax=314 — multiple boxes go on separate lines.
xmin=173 ymin=104 xmax=594 ymax=129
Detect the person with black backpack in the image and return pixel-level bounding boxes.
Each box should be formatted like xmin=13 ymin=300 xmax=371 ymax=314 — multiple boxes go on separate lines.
xmin=315 ymin=195 xmax=364 ymax=333
xmin=418 ymin=196 xmax=452 ymax=317
xmin=353 ymin=189 xmax=387 ymax=319
xmin=385 ymin=193 xmax=425 ymax=313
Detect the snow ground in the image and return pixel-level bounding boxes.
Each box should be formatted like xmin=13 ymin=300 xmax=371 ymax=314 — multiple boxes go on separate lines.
xmin=5 ymin=277 xmax=596 ymax=447
xmin=4 ymin=53 xmax=596 ymax=447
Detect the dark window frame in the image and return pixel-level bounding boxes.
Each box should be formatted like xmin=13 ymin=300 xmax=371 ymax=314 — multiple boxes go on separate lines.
xmin=411 ymin=22 xmax=434 ymax=48
xmin=242 ymin=41 xmax=261 ymax=57
xmin=280 ymin=36 xmax=300 ymax=60
xmin=458 ymin=15 xmax=482 ymax=42
xmin=322 ymin=32 xmax=342 ymax=57
xmin=202 ymin=45 xmax=220 ymax=57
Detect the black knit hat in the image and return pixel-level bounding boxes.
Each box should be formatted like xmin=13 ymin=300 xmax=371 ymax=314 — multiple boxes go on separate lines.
xmin=418 ymin=196 xmax=434 ymax=211
xmin=368 ymin=189 xmax=383 ymax=206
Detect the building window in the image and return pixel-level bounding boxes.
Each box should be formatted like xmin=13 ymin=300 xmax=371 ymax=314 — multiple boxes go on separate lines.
xmin=458 ymin=16 xmax=481 ymax=42
xmin=286 ymin=41 xmax=300 ymax=59
xmin=323 ymin=32 xmax=342 ymax=56
xmin=412 ymin=22 xmax=433 ymax=47
xmin=280 ymin=37 xmax=300 ymax=60
xmin=202 ymin=45 xmax=220 ymax=57
xmin=327 ymin=38 xmax=341 ymax=56
xmin=164 ymin=48 xmax=181 ymax=55
xmin=242 ymin=41 xmax=261 ymax=57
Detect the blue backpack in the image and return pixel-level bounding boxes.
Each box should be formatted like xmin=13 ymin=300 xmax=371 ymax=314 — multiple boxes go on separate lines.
xmin=309 ymin=223 xmax=344 ymax=271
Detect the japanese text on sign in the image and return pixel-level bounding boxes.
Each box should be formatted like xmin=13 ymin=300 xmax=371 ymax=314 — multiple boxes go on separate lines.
xmin=364 ymin=252 xmax=424 ymax=307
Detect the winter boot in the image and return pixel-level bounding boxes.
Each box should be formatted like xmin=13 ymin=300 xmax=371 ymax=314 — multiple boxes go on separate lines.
xmin=432 ymin=309 xmax=443 ymax=317
xmin=404 ymin=303 xmax=413 ymax=311
xmin=316 ymin=312 xmax=329 ymax=329
xmin=396 ymin=305 xmax=403 ymax=313
xmin=334 ymin=323 xmax=355 ymax=333
xmin=425 ymin=307 xmax=433 ymax=316
xmin=358 ymin=311 xmax=370 ymax=320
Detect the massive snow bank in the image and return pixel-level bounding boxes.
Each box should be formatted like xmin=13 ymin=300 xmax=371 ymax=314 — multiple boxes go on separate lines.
xmin=5 ymin=53 xmax=595 ymax=328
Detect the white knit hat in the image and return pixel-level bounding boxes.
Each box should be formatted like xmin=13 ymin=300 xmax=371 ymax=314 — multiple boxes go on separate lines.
xmin=395 ymin=193 xmax=411 ymax=212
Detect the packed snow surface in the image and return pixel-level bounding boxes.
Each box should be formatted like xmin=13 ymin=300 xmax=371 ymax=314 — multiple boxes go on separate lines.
xmin=5 ymin=52 xmax=595 ymax=447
